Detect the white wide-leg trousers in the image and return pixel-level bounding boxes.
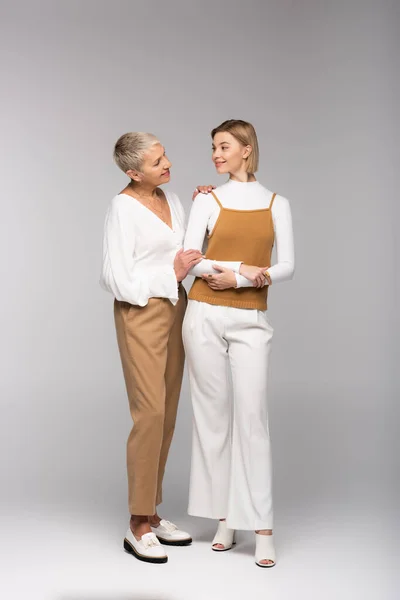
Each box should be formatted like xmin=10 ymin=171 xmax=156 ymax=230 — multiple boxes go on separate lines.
xmin=183 ymin=299 xmax=274 ymax=530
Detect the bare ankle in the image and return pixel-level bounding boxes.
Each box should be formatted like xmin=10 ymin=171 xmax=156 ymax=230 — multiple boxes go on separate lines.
xmin=130 ymin=515 xmax=148 ymax=524
xmin=130 ymin=516 xmax=149 ymax=531
xmin=255 ymin=529 xmax=273 ymax=535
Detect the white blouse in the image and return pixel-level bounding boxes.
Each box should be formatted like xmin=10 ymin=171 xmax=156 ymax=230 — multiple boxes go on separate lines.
xmin=100 ymin=191 xmax=185 ymax=307
xmin=184 ymin=179 xmax=295 ymax=287
xmin=100 ymin=188 xmax=253 ymax=306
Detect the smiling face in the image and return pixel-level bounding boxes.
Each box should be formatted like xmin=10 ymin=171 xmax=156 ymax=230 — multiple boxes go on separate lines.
xmin=212 ymin=132 xmax=252 ymax=176
xmin=127 ymin=143 xmax=172 ymax=186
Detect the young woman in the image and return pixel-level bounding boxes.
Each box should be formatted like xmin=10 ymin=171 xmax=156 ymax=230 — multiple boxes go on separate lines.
xmin=100 ymin=131 xmax=244 ymax=564
xmin=183 ymin=120 xmax=295 ymax=567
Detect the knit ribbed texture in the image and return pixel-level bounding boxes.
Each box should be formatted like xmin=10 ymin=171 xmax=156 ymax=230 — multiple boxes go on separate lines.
xmin=189 ymin=192 xmax=275 ymax=310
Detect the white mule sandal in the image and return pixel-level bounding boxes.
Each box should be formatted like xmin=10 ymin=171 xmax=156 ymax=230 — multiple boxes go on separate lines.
xmin=123 ymin=527 xmax=168 ymax=564
xmin=212 ymin=520 xmax=236 ymax=552
xmin=255 ymin=532 xmax=276 ymax=568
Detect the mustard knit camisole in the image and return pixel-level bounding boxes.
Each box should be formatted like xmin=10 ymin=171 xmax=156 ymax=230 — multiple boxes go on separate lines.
xmin=189 ymin=191 xmax=276 ymax=310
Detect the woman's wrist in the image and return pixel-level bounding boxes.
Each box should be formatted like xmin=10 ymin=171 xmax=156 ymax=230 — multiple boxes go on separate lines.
xmin=174 ymin=268 xmax=183 ymax=283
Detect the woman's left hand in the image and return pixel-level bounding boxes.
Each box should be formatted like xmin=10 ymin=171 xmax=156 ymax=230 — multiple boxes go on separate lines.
xmin=192 ymin=185 xmax=216 ymax=201
xmin=202 ymin=265 xmax=237 ymax=290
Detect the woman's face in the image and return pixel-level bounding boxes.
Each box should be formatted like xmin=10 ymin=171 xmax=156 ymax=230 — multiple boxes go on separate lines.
xmin=133 ymin=143 xmax=172 ymax=186
xmin=212 ymin=132 xmax=250 ymax=175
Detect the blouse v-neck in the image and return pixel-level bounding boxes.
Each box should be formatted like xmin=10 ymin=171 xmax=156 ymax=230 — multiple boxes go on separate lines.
xmin=119 ymin=190 xmax=175 ymax=232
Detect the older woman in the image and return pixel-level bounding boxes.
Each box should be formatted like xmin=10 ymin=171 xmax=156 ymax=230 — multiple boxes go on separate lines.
xmin=100 ymin=132 xmax=241 ymax=564
xmin=100 ymin=132 xmax=204 ymax=564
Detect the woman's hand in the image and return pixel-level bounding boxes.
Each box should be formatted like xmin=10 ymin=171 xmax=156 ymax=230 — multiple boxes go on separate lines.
xmin=192 ymin=185 xmax=216 ymax=201
xmin=239 ymin=264 xmax=268 ymax=288
xmin=202 ymin=265 xmax=237 ymax=290
xmin=174 ymin=248 xmax=203 ymax=282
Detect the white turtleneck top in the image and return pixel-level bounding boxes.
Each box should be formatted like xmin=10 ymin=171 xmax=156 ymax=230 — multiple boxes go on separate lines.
xmin=184 ymin=179 xmax=295 ymax=287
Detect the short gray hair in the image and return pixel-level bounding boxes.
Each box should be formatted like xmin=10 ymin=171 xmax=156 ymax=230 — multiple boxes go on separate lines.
xmin=113 ymin=132 xmax=160 ymax=173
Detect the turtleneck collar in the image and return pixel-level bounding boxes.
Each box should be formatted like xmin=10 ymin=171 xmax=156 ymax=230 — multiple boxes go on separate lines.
xmin=226 ymin=178 xmax=260 ymax=187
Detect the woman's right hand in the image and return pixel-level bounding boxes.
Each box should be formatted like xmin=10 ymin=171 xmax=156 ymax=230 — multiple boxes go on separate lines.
xmin=239 ymin=264 xmax=268 ymax=288
xmin=192 ymin=185 xmax=216 ymax=201
xmin=174 ymin=248 xmax=203 ymax=282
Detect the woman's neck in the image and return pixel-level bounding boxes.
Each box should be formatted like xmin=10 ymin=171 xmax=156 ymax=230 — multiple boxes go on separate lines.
xmin=229 ymin=171 xmax=256 ymax=183
xmin=125 ymin=181 xmax=158 ymax=199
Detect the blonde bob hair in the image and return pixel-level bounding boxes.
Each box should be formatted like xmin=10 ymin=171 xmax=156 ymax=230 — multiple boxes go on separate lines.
xmin=211 ymin=119 xmax=259 ymax=174
xmin=113 ymin=132 xmax=160 ymax=174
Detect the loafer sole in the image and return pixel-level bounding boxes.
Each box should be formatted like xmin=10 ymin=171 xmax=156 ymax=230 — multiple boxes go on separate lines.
xmin=155 ymin=536 xmax=192 ymax=546
xmin=123 ymin=539 xmax=168 ymax=564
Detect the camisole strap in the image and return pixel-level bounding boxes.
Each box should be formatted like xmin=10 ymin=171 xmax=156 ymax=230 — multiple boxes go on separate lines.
xmin=210 ymin=191 xmax=223 ymax=208
xmin=269 ymin=192 xmax=277 ymax=209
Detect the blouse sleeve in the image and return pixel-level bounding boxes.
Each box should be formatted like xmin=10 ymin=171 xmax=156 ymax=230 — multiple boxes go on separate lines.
xmin=234 ymin=194 xmax=295 ymax=288
xmin=100 ymin=197 xmax=179 ymax=306
xmin=184 ymin=194 xmax=242 ymax=277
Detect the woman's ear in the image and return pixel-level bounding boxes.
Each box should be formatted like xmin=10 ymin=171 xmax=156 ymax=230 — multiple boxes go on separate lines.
xmin=126 ymin=169 xmax=142 ymax=183
xmin=243 ymin=145 xmax=252 ymax=159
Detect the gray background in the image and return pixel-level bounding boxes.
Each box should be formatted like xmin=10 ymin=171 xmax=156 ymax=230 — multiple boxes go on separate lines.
xmin=0 ymin=1 xmax=398 ymax=599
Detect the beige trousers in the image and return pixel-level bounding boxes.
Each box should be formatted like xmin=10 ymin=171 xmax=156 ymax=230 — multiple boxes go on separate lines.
xmin=114 ymin=285 xmax=186 ymax=515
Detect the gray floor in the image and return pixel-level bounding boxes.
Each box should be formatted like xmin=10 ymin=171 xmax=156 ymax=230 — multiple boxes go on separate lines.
xmin=1 ymin=502 xmax=396 ymax=600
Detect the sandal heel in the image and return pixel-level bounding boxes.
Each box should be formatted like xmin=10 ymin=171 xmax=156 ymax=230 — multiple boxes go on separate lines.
xmin=255 ymin=533 xmax=276 ymax=568
xmin=212 ymin=521 xmax=236 ymax=552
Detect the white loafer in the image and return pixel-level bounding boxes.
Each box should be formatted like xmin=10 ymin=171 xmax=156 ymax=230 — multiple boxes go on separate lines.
xmin=255 ymin=533 xmax=276 ymax=568
xmin=211 ymin=520 xmax=236 ymax=551
xmin=151 ymin=519 xmax=192 ymax=546
xmin=123 ymin=528 xmax=168 ymax=564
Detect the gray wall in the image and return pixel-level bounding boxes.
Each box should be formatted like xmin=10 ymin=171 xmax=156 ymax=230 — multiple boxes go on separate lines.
xmin=0 ymin=0 xmax=398 ymax=530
